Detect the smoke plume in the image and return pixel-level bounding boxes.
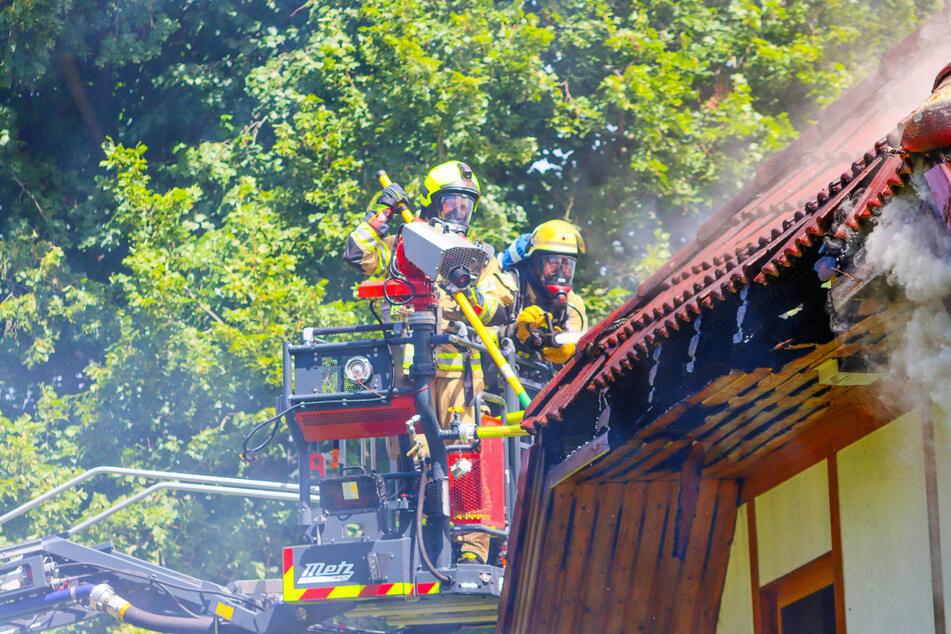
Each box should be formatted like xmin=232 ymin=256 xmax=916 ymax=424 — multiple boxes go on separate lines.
xmin=862 ymin=172 xmax=951 ymax=413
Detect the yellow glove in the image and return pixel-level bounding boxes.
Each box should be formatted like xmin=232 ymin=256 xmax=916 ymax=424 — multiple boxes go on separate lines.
xmin=542 ymin=343 xmax=576 ymax=364
xmin=516 ymin=305 xmax=548 ymax=344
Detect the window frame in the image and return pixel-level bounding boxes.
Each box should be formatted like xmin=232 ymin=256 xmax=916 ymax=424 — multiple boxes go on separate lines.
xmin=758 ymin=552 xmax=835 ymax=634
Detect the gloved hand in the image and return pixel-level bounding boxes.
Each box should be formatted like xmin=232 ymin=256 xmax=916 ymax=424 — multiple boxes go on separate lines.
xmin=364 ymin=183 xmax=412 ymax=235
xmin=377 ymin=183 xmax=412 ymax=214
xmin=542 ymin=343 xmax=576 ymax=364
xmin=515 ymin=305 xmax=549 ymax=344
xmin=465 ymin=287 xmax=497 ymax=322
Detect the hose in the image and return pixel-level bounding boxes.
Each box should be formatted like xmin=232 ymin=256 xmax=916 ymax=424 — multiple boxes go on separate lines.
xmin=0 ymin=583 xmax=96 ymax=621
xmin=567 ymin=301 xmax=586 ymax=329
xmin=0 ymin=583 xmax=215 ymax=633
xmin=415 ymin=470 xmax=452 ymax=586
xmin=121 ymin=604 xmax=214 ymax=633
xmin=241 ymin=403 xmax=301 ymax=462
xmin=89 ymin=584 xmax=215 ymax=633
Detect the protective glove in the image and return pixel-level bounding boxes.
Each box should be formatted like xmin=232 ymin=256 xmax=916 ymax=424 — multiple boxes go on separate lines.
xmin=364 ymin=183 xmax=412 ymax=235
xmin=542 ymin=343 xmax=576 ymax=364
xmin=464 ymin=287 xmax=497 ymax=323
xmin=377 ymin=183 xmax=412 ymax=214
xmin=515 ymin=305 xmax=549 ymax=344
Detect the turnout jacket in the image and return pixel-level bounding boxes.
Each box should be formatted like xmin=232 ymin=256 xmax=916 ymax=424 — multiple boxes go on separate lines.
xmin=343 ymin=219 xmax=514 ymax=380
xmin=494 ymin=266 xmax=587 ymax=354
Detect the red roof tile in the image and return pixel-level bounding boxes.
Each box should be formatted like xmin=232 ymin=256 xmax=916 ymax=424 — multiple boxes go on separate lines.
xmin=524 ymin=14 xmax=951 ymax=430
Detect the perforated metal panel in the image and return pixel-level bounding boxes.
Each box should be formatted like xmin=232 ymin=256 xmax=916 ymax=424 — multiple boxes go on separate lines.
xmin=438 ymin=245 xmax=490 ymax=284
xmin=448 ymin=435 xmax=506 ymax=529
xmin=400 ymin=222 xmax=490 ymax=284
xmin=293 ymin=393 xmax=418 ymax=441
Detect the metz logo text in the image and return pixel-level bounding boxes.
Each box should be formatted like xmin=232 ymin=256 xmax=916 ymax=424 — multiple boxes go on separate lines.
xmin=298 ymin=561 xmax=356 ymax=584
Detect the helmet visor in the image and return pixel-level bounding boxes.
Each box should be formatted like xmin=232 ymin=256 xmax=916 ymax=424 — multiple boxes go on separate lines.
xmin=536 ymin=254 xmax=576 ymax=287
xmin=434 ymin=192 xmax=476 ymax=228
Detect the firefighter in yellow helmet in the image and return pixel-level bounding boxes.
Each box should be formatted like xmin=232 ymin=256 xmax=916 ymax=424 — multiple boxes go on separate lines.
xmin=497 ymin=219 xmax=587 ymax=365
xmin=342 ymin=160 xmax=512 ymax=565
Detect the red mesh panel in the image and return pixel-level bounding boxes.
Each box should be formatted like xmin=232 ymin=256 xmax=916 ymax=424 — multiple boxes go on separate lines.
xmin=448 ymin=434 xmax=505 ymax=529
xmin=294 ymin=393 xmax=417 ymax=441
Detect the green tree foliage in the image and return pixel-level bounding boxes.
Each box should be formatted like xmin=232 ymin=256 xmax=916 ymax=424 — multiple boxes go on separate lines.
xmin=0 ymin=0 xmax=939 ymax=608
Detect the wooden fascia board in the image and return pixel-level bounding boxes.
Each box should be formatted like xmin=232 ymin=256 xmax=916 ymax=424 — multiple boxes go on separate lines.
xmin=738 ymin=399 xmax=898 ymax=502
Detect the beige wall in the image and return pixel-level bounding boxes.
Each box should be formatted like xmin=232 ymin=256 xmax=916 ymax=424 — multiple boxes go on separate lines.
xmin=715 ymin=408 xmax=939 ymax=633
xmin=715 ymin=463 xmax=833 ymax=634
xmin=838 ymin=409 xmax=933 ymax=634
xmin=755 ymin=460 xmax=831 ymax=584
xmin=716 ymin=504 xmax=754 ymax=634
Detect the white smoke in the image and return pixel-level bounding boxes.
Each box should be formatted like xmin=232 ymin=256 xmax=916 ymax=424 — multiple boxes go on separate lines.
xmin=862 ymin=171 xmax=951 ymax=412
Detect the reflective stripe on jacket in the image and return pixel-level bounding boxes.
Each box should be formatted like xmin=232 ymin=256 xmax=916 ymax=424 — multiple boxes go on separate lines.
xmin=402 ymin=344 xmax=483 ymax=377
xmin=343 ymin=221 xmax=395 ymax=276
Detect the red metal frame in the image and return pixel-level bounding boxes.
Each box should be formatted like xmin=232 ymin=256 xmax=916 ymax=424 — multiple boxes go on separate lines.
xmin=294 ymin=393 xmax=418 ymax=441
xmin=448 ymin=434 xmax=506 ymax=529
xmin=357 ymin=279 xmax=431 ymax=300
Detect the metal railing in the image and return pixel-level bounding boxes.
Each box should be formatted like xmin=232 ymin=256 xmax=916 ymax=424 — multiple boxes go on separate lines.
xmin=0 ymin=466 xmax=310 ymax=535
xmin=62 ymin=482 xmax=298 ymax=537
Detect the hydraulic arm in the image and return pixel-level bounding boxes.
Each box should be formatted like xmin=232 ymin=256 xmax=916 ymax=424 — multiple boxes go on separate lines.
xmin=0 ymin=537 xmax=349 ymax=633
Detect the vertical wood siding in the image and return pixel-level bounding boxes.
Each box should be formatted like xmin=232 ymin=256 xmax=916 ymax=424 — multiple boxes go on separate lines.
xmin=500 ymin=478 xmax=738 ymax=633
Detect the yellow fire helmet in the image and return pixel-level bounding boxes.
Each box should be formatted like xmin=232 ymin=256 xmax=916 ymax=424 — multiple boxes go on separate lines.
xmin=419 ymin=161 xmax=481 ymax=233
xmin=526 ymin=219 xmax=586 ymax=257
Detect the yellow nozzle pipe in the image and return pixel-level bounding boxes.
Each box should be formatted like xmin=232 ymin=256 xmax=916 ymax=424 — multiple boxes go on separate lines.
xmin=477 ymin=424 xmax=529 ymax=439
xmin=376 ymin=170 xmax=415 ymax=223
xmin=482 ymin=411 xmax=524 ymax=426
xmin=454 ymin=291 xmax=532 ymax=409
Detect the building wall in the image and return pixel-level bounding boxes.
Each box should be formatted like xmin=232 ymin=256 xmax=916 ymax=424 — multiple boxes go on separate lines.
xmin=716 ymin=504 xmax=754 ymax=634
xmin=716 ymin=408 xmax=938 ymax=633
xmin=756 ymin=461 xmax=831 ymax=585
xmin=837 ymin=409 xmax=933 ymax=634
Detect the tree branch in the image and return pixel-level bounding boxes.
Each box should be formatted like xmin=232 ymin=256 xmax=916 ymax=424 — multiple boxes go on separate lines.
xmin=8 ymin=167 xmax=49 ymax=222
xmin=183 ymin=287 xmax=229 ymax=327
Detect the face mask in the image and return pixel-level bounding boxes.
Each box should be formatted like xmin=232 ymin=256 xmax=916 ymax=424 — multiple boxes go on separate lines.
xmin=537 ymin=255 xmax=576 ymax=286
xmin=435 ymin=193 xmax=476 ymax=227
xmin=534 ymin=254 xmax=576 ymax=308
